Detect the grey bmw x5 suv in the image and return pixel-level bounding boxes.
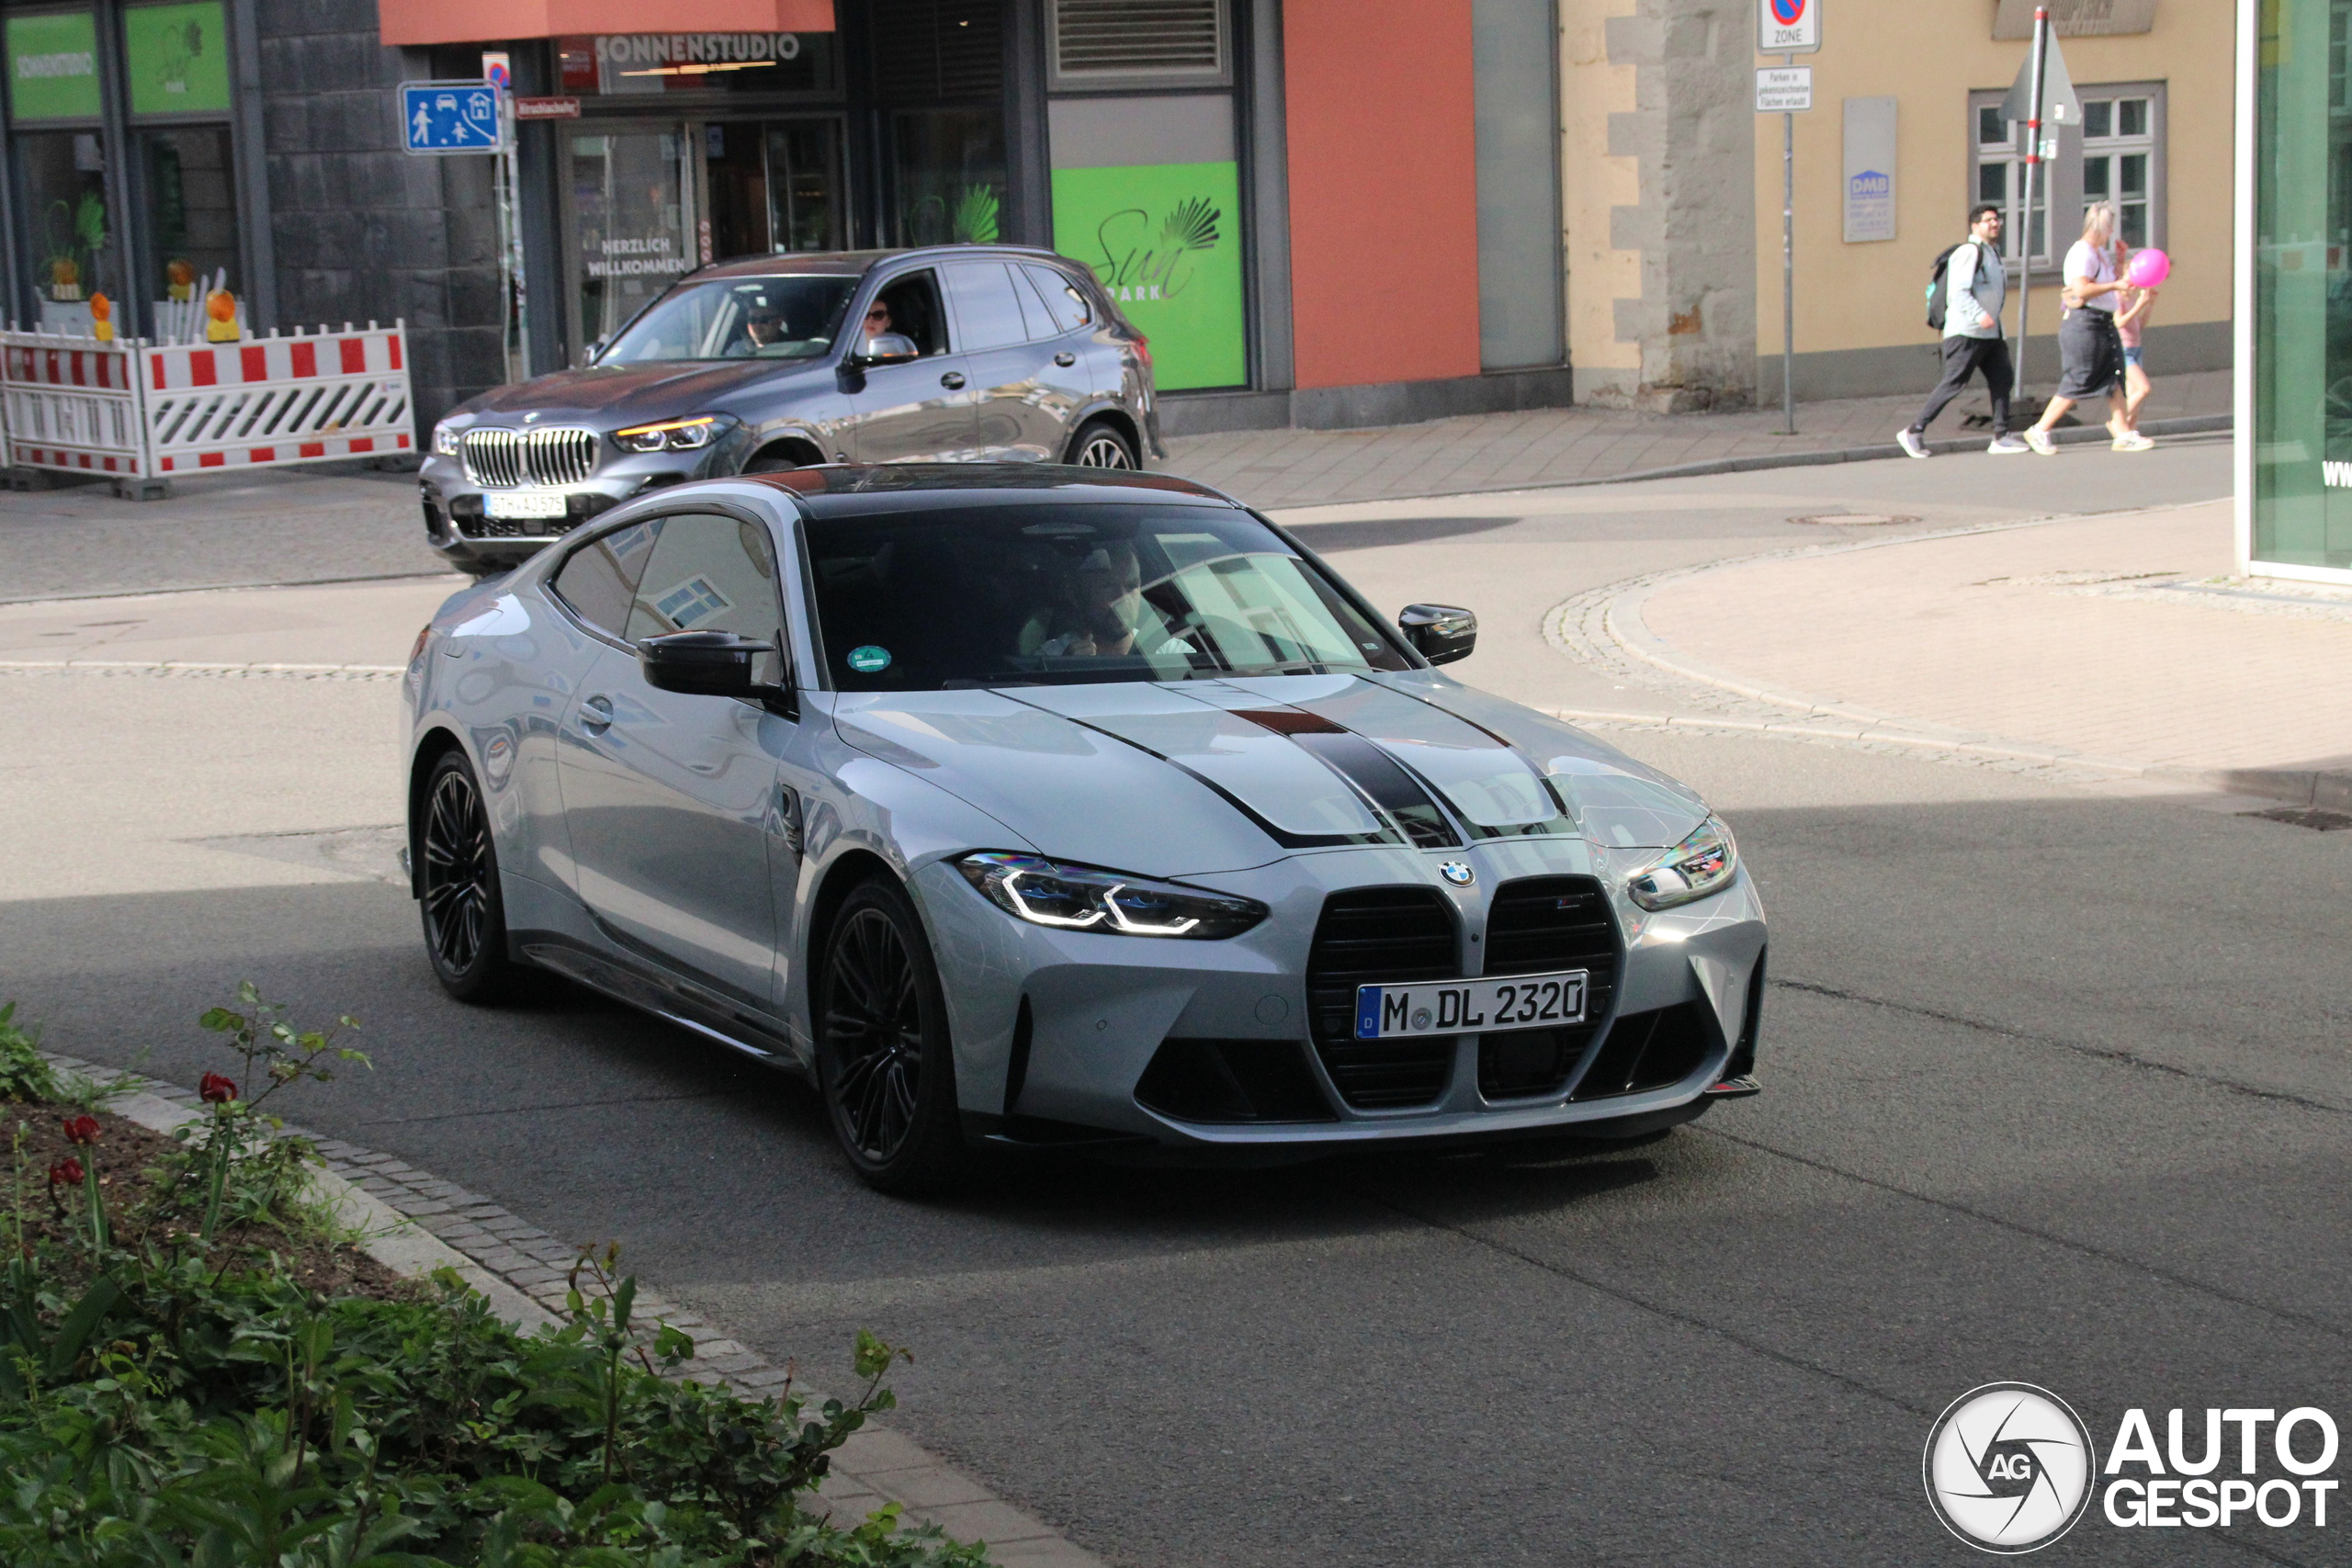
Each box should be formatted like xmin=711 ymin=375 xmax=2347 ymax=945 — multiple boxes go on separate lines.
xmin=418 ymin=244 xmax=1162 ymax=576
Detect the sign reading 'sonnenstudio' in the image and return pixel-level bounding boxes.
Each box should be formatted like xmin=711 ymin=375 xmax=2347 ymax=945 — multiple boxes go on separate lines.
xmin=561 ymin=33 xmax=834 ymax=95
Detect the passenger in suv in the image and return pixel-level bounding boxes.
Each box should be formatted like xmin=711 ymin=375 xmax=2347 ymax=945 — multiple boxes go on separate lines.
xmin=418 ymin=245 xmax=1160 ymax=577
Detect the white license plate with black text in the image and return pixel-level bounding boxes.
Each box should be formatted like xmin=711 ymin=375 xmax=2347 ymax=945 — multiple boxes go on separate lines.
xmin=1354 ymin=969 xmax=1589 ymax=1040
xmin=483 ymin=489 xmax=569 ymax=520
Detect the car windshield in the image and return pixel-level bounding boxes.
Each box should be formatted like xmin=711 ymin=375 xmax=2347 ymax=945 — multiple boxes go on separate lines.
xmin=806 ymin=504 xmax=1415 ymax=691
xmin=599 ymin=276 xmax=856 ymax=363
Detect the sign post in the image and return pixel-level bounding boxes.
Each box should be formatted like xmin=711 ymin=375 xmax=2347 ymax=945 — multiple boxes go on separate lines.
xmin=482 ymin=52 xmax=529 ymax=383
xmin=1758 ymin=0 xmax=1819 ymax=435
xmin=1999 ymin=10 xmax=2079 ymax=408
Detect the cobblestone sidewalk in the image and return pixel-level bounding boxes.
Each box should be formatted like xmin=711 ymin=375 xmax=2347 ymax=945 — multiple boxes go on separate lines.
xmin=1164 ymin=369 xmax=2231 ymax=509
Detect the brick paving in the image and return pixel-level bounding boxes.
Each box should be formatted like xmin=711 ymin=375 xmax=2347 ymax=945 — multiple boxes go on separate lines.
xmin=1163 ymin=369 xmax=2232 ymax=510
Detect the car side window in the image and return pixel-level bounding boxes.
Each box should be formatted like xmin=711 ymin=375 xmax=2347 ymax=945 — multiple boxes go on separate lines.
xmin=550 ymin=519 xmax=663 ymax=637
xmin=1021 ymin=264 xmax=1092 ymax=333
xmin=943 ymin=261 xmax=1030 ymax=352
xmin=869 ymin=270 xmax=948 ymax=356
xmin=623 ymin=512 xmax=790 ymax=682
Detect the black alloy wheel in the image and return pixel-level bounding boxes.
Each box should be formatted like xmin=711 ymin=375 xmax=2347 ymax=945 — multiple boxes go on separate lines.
xmin=815 ymin=879 xmax=965 ymax=1192
xmin=1069 ymin=420 xmax=1137 ymax=469
xmin=743 ymin=449 xmax=802 ymax=475
xmin=417 ymin=750 xmax=514 ymax=1001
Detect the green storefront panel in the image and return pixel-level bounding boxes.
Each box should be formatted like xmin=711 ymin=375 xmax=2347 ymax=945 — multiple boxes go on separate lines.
xmin=6 ymin=11 xmax=102 ymax=122
xmin=125 ymin=3 xmax=232 ymax=118
xmin=1052 ymin=161 xmax=1247 ymax=393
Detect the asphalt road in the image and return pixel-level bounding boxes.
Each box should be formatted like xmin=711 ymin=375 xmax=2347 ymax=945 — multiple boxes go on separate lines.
xmin=10 ymin=435 xmax=2345 ymax=1566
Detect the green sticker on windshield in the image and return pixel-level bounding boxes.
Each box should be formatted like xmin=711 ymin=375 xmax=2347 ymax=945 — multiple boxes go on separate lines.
xmin=847 ymin=645 xmax=891 ymax=673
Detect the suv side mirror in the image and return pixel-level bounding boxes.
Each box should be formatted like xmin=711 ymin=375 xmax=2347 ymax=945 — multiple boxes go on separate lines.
xmin=582 ymin=338 xmax=608 ymax=367
xmin=1398 ymin=604 xmax=1477 ymax=665
xmin=854 ymin=332 xmax=921 ymax=366
xmin=639 ymin=630 xmax=785 ymax=700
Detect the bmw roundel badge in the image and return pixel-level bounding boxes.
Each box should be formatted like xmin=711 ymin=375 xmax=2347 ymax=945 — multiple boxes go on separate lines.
xmin=1440 ymin=861 xmax=1475 ymax=886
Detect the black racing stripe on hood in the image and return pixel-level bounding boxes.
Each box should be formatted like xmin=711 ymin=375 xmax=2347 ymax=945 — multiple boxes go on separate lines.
xmin=1230 ymin=707 xmax=1461 ymax=850
xmin=996 ymin=694 xmax=1398 ymax=852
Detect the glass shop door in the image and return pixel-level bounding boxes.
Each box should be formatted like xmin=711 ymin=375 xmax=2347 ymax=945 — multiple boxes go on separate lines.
xmin=699 ymin=118 xmax=847 ymax=262
xmin=564 ymin=124 xmax=697 ymax=361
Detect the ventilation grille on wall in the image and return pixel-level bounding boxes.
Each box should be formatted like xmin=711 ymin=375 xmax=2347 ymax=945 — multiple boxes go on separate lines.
xmin=873 ymin=0 xmax=1007 ymax=102
xmin=1053 ymin=0 xmax=1224 ymax=80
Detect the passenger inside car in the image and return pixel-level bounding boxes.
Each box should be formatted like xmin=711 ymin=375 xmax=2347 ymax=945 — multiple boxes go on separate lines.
xmin=1017 ymin=541 xmax=1190 ymax=659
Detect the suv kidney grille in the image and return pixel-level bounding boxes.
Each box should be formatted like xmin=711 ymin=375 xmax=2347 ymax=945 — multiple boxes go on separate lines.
xmin=1306 ymin=887 xmax=1459 ymax=1110
xmin=462 ymin=426 xmax=598 ymax=489
xmin=1478 ymin=875 xmax=1620 ymax=1100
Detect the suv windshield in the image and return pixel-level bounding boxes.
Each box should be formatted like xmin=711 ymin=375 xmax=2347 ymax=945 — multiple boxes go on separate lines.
xmin=807 ymin=505 xmax=1414 ymax=690
xmin=600 ymin=276 xmax=856 ymax=363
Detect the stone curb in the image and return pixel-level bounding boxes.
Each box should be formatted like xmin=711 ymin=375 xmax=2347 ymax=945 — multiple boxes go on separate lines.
xmin=0 ymin=660 xmax=403 ymax=680
xmin=35 ymin=1052 xmax=1103 ymax=1568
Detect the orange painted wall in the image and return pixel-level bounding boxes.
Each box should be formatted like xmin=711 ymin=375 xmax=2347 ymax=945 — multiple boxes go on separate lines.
xmin=380 ymin=0 xmax=834 ymax=47
xmin=1282 ymin=0 xmax=1481 ymax=390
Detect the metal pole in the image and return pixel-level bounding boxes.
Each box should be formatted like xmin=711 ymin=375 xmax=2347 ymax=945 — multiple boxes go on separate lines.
xmin=1781 ymin=51 xmax=1796 ymax=434
xmin=2016 ymin=6 xmax=2050 ymax=404
xmin=501 ymin=95 xmax=529 ymax=380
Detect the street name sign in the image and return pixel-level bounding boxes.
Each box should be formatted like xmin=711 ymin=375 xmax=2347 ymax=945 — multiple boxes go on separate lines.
xmin=514 ymin=96 xmax=582 ymax=120
xmin=400 ymin=80 xmax=503 ymax=154
xmin=1756 ymin=67 xmax=1813 ymax=113
xmin=1759 ymin=0 xmax=1820 ymax=55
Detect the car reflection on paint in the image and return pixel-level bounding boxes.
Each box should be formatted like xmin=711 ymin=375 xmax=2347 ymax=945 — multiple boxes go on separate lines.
xmin=401 ymin=464 xmax=1765 ymax=1190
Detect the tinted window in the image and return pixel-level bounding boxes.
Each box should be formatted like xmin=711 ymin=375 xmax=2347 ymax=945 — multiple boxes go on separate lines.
xmin=944 ymin=261 xmax=1030 ymax=351
xmin=1022 ymin=264 xmax=1092 ymax=333
xmin=551 ymin=519 xmax=662 ymax=635
xmin=806 ymin=504 xmax=1412 ymax=692
xmin=623 ymin=513 xmax=789 ymax=682
xmin=598 ymin=276 xmax=856 ymax=363
xmin=865 ymin=270 xmax=948 ymax=355
xmin=1010 ymin=266 xmax=1056 ymax=341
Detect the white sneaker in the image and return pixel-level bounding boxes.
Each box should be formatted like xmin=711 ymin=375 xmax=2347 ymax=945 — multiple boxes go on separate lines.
xmin=1986 ymin=435 xmax=2030 ymax=455
xmin=2024 ymin=428 xmax=2058 ymax=456
xmin=1896 ymin=428 xmax=1930 ymax=459
xmin=2112 ymin=432 xmax=2155 ymax=452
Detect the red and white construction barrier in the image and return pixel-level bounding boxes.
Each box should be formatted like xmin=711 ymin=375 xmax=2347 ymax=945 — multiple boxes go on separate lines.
xmin=0 ymin=321 xmax=413 ymax=489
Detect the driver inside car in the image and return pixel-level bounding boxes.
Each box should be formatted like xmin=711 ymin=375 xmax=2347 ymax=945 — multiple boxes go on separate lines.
xmin=1018 ymin=541 xmax=1191 ymax=660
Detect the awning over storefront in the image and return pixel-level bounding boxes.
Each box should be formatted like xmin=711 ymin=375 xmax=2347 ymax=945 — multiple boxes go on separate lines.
xmin=380 ymin=0 xmax=835 ymax=47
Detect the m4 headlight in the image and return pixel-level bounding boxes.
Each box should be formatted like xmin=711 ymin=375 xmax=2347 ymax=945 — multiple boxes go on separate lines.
xmin=1624 ymin=817 xmax=1738 ymax=910
xmin=957 ymin=852 xmax=1267 ymax=940
xmin=615 ymin=414 xmax=729 ymax=453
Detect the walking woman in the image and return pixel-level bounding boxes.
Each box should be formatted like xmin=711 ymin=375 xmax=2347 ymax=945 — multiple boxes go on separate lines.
xmin=2025 ymin=202 xmax=2132 ymax=456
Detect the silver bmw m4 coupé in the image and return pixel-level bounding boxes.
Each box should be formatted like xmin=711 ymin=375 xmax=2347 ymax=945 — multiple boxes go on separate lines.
xmin=402 ymin=466 xmax=1764 ymax=1190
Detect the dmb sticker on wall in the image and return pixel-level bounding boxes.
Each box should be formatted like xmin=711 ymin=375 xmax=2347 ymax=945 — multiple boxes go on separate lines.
xmin=6 ymin=11 xmax=101 ymax=122
xmin=1052 ymin=161 xmax=1246 ymax=391
xmin=126 ymin=3 xmax=232 ymax=118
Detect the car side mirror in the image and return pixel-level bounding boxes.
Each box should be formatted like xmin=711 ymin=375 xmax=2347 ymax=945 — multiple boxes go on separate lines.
xmin=583 ymin=338 xmax=608 ymax=367
xmin=639 ymin=630 xmax=784 ymax=700
xmin=1398 ymin=604 xmax=1477 ymax=665
xmin=854 ymin=332 xmax=921 ymax=366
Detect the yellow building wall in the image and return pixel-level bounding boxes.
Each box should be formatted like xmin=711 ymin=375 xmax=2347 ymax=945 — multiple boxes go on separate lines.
xmin=1561 ymin=0 xmax=1642 ymax=383
xmin=1752 ymin=4 xmax=2233 ymax=360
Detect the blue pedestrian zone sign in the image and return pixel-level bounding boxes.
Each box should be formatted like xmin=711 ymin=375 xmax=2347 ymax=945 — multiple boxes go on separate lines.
xmin=401 ymin=81 xmax=504 ymax=154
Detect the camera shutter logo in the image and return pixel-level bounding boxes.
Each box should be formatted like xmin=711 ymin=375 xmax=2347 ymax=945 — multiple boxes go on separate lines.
xmin=1924 ymin=1383 xmax=2098 ymax=1553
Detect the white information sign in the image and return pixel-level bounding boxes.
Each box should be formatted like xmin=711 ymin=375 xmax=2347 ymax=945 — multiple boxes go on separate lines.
xmin=1758 ymin=0 xmax=1821 ymax=55
xmin=1756 ymin=67 xmax=1813 ymax=114
xmin=1842 ymin=96 xmax=1897 ymax=243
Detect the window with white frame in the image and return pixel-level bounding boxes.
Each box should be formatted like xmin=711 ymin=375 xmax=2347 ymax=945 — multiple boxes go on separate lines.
xmin=1969 ymin=83 xmax=2165 ymax=267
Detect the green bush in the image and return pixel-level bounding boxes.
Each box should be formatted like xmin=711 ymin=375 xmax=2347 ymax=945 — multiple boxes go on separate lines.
xmin=0 ymin=989 xmax=991 ymax=1568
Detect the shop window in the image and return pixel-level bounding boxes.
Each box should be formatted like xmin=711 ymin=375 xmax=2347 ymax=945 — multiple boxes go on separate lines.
xmin=893 ymin=109 xmax=1005 ymax=245
xmin=571 ymin=130 xmax=695 ymax=351
xmin=1049 ymin=0 xmax=1227 ymax=89
xmin=139 ymin=127 xmax=239 ymax=341
xmin=871 ymin=0 xmax=1005 ymax=102
xmin=19 ymin=134 xmax=119 ymax=328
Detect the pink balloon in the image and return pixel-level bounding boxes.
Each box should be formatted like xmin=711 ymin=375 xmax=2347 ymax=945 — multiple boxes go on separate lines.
xmin=2125 ymin=249 xmax=2171 ymax=288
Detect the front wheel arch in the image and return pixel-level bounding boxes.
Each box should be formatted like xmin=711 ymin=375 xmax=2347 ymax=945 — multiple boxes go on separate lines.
xmin=405 ymin=727 xmax=468 ymax=898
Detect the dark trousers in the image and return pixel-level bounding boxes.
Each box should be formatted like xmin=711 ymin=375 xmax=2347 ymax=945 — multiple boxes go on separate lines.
xmin=1910 ymin=334 xmax=2013 ymax=437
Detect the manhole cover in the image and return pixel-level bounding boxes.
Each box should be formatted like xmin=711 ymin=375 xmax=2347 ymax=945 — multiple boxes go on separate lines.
xmin=2241 ymin=806 xmax=2352 ymax=832
xmin=1787 ymin=513 xmax=1923 ymax=526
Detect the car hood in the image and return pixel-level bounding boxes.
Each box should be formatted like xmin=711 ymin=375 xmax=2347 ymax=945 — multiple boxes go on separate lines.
xmin=830 ymin=673 xmax=1711 ymax=877
xmin=450 ymin=360 xmax=827 ymax=425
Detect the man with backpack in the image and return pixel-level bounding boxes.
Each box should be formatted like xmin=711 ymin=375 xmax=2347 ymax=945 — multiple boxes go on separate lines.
xmin=1898 ymin=204 xmax=2029 ymax=457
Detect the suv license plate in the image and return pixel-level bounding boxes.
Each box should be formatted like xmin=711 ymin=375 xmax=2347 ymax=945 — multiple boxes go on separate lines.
xmin=483 ymin=490 xmax=568 ymax=520
xmin=1354 ymin=970 xmax=1588 ymax=1041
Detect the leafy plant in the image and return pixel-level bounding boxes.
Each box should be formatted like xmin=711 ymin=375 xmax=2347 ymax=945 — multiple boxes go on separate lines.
xmin=951 ymin=184 xmax=1001 ymax=245
xmin=0 ymin=1004 xmax=61 ymax=1104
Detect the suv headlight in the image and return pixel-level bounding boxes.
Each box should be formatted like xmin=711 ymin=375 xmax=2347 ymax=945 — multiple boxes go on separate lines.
xmin=615 ymin=414 xmax=729 ymax=453
xmin=432 ymin=421 xmax=462 ymax=457
xmin=957 ymin=852 xmax=1267 ymax=940
xmin=1624 ymin=817 xmax=1737 ymax=910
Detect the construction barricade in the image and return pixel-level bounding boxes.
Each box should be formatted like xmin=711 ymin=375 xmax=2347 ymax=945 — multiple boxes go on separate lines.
xmin=0 ymin=320 xmax=414 ymax=495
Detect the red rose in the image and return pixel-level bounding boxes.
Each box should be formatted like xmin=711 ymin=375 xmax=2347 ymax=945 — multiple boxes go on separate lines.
xmin=200 ymin=1073 xmax=237 ymax=1104
xmin=49 ymin=1157 xmax=84 ymax=1186
xmin=62 ymin=1115 xmax=100 ymax=1145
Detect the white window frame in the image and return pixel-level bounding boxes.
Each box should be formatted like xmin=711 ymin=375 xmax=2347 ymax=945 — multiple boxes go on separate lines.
xmin=1968 ymin=81 xmax=2166 ymax=267
xmin=1046 ymin=0 xmax=1232 ymax=93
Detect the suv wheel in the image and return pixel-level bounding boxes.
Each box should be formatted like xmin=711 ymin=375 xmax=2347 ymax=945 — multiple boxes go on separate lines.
xmin=814 ymin=878 xmax=967 ymax=1193
xmin=1069 ymin=420 xmax=1137 ymax=469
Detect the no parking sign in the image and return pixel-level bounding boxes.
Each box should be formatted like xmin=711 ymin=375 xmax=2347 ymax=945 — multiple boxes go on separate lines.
xmin=1759 ymin=0 xmax=1820 ymax=54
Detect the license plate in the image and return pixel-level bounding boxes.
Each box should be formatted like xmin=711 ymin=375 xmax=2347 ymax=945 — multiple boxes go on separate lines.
xmin=1354 ymin=969 xmax=1588 ymax=1040
xmin=483 ymin=489 xmax=569 ymax=520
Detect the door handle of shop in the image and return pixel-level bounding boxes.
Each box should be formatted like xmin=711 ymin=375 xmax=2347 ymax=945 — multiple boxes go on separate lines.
xmin=580 ymin=695 xmax=613 ymax=733
xmin=939 ymin=371 xmax=967 ymax=389
xmin=1053 ymin=352 xmax=1076 ymax=367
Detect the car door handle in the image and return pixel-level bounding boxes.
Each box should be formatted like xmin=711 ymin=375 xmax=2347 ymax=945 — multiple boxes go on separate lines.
xmin=1054 ymin=352 xmax=1076 ymax=367
xmin=580 ymin=694 xmax=613 ymax=734
xmin=939 ymin=371 xmax=967 ymax=389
